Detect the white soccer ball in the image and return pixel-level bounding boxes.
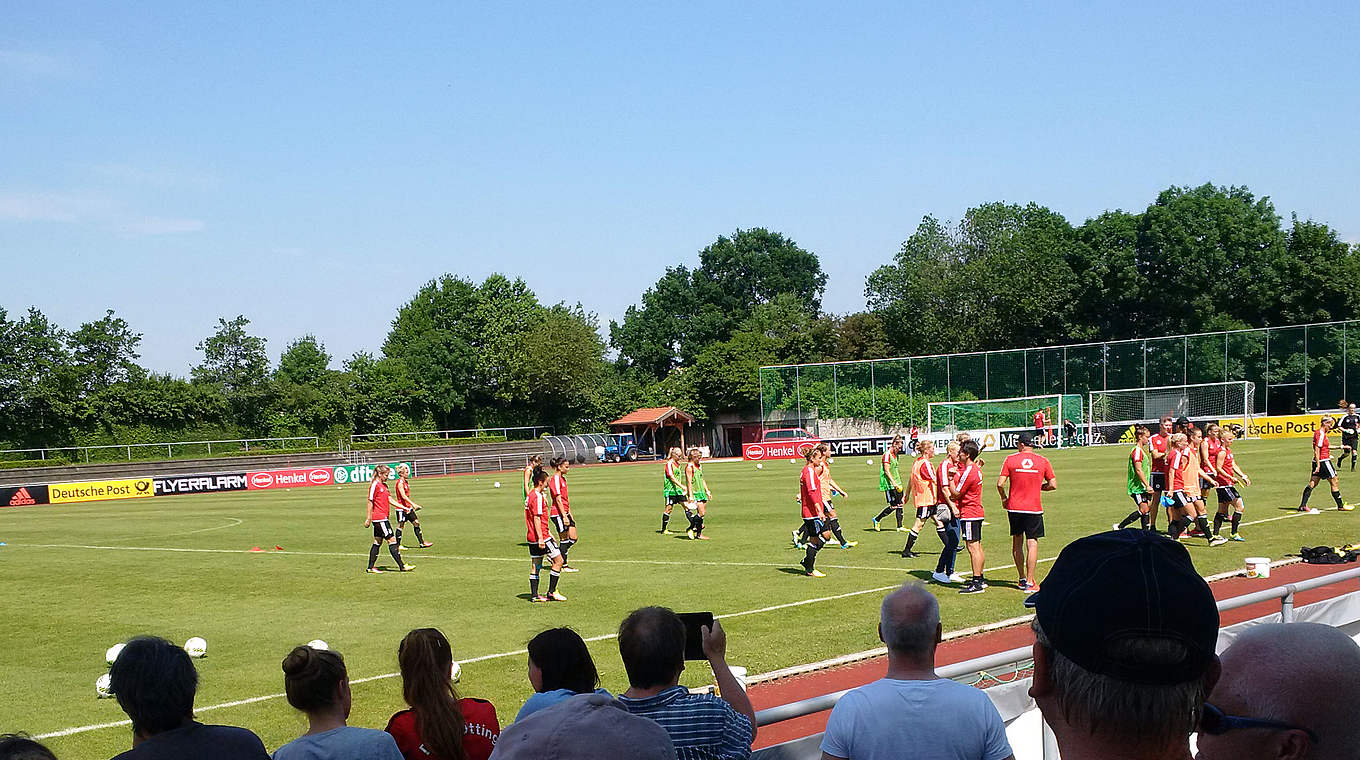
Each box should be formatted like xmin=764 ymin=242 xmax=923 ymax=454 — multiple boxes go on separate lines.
xmin=493 ymin=482 xmax=501 ymax=488
xmin=184 ymin=637 xmax=207 ymax=658
xmin=755 ymin=463 xmax=763 ymax=470
xmin=867 ymin=459 xmax=873 ymax=465
xmin=450 ymin=660 xmax=462 ymax=683
xmin=790 ymin=459 xmax=797 ymax=463
xmin=105 ymin=643 xmax=125 ymax=666
xmin=96 ymin=673 xmax=114 ymax=698
xmin=307 ymin=639 xmax=329 ymax=651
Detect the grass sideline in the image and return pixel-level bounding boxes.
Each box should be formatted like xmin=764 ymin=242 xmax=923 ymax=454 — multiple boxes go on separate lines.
xmin=2 ymin=439 xmax=1357 ymax=757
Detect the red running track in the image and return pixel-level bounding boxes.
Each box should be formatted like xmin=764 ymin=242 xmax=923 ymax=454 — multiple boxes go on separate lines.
xmin=747 ymin=560 xmax=1359 ymax=749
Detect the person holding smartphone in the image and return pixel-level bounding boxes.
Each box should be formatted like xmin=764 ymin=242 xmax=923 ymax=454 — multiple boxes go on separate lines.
xmin=616 ymin=606 xmax=755 ymax=759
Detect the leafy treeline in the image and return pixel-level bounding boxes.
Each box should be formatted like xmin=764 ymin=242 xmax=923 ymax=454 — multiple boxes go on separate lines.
xmin=2 ymin=184 xmax=1358 ymax=450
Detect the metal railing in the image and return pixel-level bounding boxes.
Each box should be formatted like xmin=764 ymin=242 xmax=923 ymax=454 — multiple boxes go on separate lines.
xmin=349 ymin=426 xmax=550 ymax=445
xmin=0 ymin=436 xmax=321 ymax=464
xmin=751 ymin=566 xmax=1360 ymax=758
xmin=407 ymin=451 xmax=542 ymax=476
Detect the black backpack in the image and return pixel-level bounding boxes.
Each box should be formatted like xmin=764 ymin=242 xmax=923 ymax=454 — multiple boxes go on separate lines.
xmin=1300 ymin=545 xmax=1359 ymax=564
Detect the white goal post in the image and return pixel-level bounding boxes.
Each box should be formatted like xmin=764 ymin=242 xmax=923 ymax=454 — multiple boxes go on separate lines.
xmin=1086 ymin=381 xmax=1257 ymax=444
xmin=927 ymin=393 xmax=1082 ymax=448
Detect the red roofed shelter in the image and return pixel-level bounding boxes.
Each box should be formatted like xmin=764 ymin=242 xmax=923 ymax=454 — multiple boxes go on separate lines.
xmin=610 ymin=406 xmax=697 ymax=456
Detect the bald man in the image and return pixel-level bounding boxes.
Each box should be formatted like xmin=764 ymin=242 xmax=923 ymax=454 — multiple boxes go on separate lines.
xmin=1197 ymin=623 xmax=1360 ymax=760
xmin=820 ymin=583 xmax=1013 ymax=760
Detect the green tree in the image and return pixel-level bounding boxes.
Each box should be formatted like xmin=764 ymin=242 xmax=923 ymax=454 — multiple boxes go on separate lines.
xmin=0 ymin=308 xmax=78 ymax=445
xmin=383 ymin=275 xmax=481 ymax=427
xmin=833 ymin=312 xmax=891 ymax=360
xmin=504 ymin=305 xmax=607 ymax=431
xmin=70 ymin=310 xmax=145 ymax=393
xmin=275 ymin=335 xmax=331 ymax=386
xmin=344 ymin=352 xmax=422 ymax=434
xmin=192 ymin=316 xmax=269 ymax=393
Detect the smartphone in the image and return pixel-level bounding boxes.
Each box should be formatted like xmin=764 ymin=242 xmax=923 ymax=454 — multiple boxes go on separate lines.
xmin=677 ymin=612 xmax=714 ymax=660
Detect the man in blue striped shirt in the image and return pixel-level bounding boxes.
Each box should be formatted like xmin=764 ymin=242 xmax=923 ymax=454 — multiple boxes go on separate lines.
xmin=615 ymin=607 xmax=756 ymax=760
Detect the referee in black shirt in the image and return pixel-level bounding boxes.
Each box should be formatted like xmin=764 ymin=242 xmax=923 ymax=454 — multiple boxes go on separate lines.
xmin=1339 ymin=403 xmax=1359 ymax=472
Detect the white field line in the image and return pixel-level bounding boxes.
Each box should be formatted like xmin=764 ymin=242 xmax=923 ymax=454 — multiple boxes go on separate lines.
xmin=22 ymin=508 xmax=1321 ymax=740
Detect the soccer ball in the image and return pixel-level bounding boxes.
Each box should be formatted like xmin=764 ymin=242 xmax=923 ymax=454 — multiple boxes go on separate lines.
xmin=450 ymin=661 xmax=462 ymax=683
xmin=307 ymin=639 xmax=329 ymax=651
xmin=493 ymin=482 xmax=501 ymax=488
xmin=755 ymin=463 xmax=763 ymax=470
xmin=95 ymin=673 xmax=114 ymax=698
xmin=184 ymin=637 xmax=208 ymax=658
xmin=105 ymin=643 xmax=125 ymax=666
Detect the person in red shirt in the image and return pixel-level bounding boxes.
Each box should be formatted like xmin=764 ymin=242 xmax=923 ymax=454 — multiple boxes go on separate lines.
xmin=366 ymin=465 xmax=412 ymax=574
xmin=525 ymin=466 xmax=565 ymax=602
xmin=1033 ymin=408 xmax=1048 ymax=447
xmin=547 ymin=457 xmax=579 ymax=572
xmin=1148 ymin=414 xmax=1174 ymax=531
xmin=997 ymin=432 xmax=1056 ymax=593
xmin=392 ymin=463 xmax=433 ymax=550
xmin=1211 ymin=426 xmax=1252 ymax=540
xmin=953 ymin=440 xmax=988 ymax=595
xmin=1299 ymin=415 xmax=1350 ymax=512
xmin=799 ymin=447 xmax=830 ymax=577
xmin=386 ymin=628 xmax=499 ymax=760
xmin=930 ymin=442 xmax=965 ymax=584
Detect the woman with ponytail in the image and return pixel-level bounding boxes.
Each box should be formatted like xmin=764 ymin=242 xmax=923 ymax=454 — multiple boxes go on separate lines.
xmin=385 ymin=629 xmax=499 ymax=760
xmin=274 ymin=645 xmax=402 ymax=759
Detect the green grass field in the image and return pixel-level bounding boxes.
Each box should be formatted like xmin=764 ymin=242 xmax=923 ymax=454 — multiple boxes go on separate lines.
xmin=3 ymin=439 xmax=1358 ymax=758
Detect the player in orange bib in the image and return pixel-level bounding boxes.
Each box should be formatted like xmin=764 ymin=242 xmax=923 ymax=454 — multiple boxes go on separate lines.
xmin=392 ymin=463 xmax=433 ymax=549
xmin=901 ymin=440 xmax=943 ymax=558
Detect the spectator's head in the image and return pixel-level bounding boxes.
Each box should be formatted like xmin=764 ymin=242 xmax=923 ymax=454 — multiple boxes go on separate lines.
xmin=1197 ymin=623 xmax=1360 ymax=760
xmin=108 ymin=636 xmax=198 ymax=739
xmin=0 ymin=734 xmax=57 ymax=760
xmin=281 ymin=645 xmax=350 ymax=720
xmin=397 ymin=628 xmax=466 ymax=760
xmin=618 ymin=607 xmax=685 ymax=690
xmin=878 ymin=583 xmax=941 ymax=666
xmin=493 ymin=693 xmax=677 ymax=760
xmin=1028 ymin=530 xmax=1219 ymax=758
xmin=527 ymin=628 xmax=599 ymax=695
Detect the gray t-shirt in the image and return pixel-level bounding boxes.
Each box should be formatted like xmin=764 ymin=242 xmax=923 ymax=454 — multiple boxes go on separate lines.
xmin=272 ymin=726 xmax=403 ymax=760
xmin=820 ymin=677 xmax=1012 ymax=760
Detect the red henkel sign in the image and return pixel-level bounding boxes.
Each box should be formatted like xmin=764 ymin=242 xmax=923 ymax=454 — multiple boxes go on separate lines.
xmin=247 ymin=468 xmax=334 ymax=490
xmin=743 ymin=440 xmax=819 ymax=461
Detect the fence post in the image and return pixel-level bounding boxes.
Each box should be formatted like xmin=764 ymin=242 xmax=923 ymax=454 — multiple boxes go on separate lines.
xmin=1281 ymin=588 xmax=1295 ymax=623
xmin=245 ymin=440 xmax=250 ymax=451
xmin=126 ymin=446 xmax=131 ymax=461
xmin=167 ymin=444 xmax=172 ymax=458
xmin=471 ymin=456 xmax=475 ymax=472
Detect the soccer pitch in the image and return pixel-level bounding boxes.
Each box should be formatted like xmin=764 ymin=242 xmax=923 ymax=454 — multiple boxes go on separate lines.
xmin=3 ymin=439 xmax=1357 ymax=758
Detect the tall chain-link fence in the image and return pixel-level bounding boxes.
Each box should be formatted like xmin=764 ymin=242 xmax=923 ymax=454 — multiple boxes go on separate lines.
xmin=760 ymin=319 xmax=1360 ymax=432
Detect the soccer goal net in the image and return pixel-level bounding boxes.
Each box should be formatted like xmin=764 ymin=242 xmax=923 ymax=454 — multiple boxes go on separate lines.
xmin=927 ymin=394 xmax=1084 ymax=445
xmin=1087 ymin=382 xmax=1257 ymax=443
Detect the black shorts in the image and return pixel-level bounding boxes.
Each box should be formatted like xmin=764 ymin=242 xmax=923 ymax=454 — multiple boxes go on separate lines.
xmin=666 ymin=494 xmax=688 ymax=506
xmin=802 ymin=517 xmax=825 ymax=537
xmin=884 ymin=488 xmax=903 ymax=507
xmin=1315 ymin=460 xmax=1338 ymax=480
xmin=1216 ymin=485 xmax=1241 ymax=503
xmin=1150 ymin=472 xmax=1167 ymax=492
xmin=1342 ymin=435 xmax=1357 ymax=449
xmin=551 ymin=514 xmax=569 ymax=534
xmin=959 ymin=518 xmax=983 ymax=542
xmin=916 ymin=504 xmax=934 ymax=520
xmin=529 ymin=538 xmax=561 ymax=559
xmin=1130 ymin=492 xmax=1151 ymax=505
xmin=1007 ymin=512 xmax=1044 ymax=539
xmin=395 ymin=508 xmax=415 ymax=524
xmin=372 ymin=520 xmax=393 ymax=539
xmin=1170 ymin=491 xmax=1194 ymax=510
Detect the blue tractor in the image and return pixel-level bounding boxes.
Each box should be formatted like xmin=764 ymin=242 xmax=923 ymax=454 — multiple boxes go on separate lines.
xmin=599 ymin=433 xmax=644 ymax=462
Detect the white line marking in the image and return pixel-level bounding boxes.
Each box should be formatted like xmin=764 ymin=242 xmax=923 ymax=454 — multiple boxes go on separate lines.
xmin=173 ymin=517 xmax=244 ymax=536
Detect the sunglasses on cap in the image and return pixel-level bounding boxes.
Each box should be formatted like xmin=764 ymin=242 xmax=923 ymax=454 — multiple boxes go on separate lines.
xmin=1200 ymin=703 xmax=1318 ymax=743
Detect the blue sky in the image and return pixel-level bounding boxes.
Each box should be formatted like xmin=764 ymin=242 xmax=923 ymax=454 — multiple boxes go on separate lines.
xmin=3 ymin=2 xmax=1357 ymax=373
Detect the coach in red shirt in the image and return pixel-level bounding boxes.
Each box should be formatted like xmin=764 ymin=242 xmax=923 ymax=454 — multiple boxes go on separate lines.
xmin=998 ymin=432 xmax=1056 ymax=593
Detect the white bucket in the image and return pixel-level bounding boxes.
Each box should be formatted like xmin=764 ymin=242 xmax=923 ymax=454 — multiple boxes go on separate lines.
xmin=1245 ymin=557 xmax=1271 ymax=579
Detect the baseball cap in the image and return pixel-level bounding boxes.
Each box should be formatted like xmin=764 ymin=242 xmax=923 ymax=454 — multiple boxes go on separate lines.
xmin=1026 ymin=530 xmax=1218 ymax=685
xmin=1016 ymin=431 xmax=1034 ymax=446
xmin=492 ymin=692 xmax=677 ymax=760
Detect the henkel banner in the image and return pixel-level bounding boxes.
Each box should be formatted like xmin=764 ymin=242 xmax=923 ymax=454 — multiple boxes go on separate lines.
xmin=247 ymin=467 xmax=334 ymax=490
xmin=154 ymin=472 xmax=249 ymax=496
xmin=742 ymin=440 xmax=819 ymax=460
xmin=0 ymin=484 xmax=49 ymax=507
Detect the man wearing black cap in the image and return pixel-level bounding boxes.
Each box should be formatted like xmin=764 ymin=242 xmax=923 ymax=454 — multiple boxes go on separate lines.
xmin=1027 ymin=530 xmax=1220 ymax=760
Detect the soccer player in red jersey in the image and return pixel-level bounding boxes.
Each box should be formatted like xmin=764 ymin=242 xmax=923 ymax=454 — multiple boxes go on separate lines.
xmin=525 ymin=466 xmax=565 ymax=601
xmin=366 ymin=465 xmax=412 ymax=574
xmin=1148 ymin=414 xmax=1174 ymax=531
xmin=813 ymin=442 xmax=855 ymax=549
xmin=953 ymin=440 xmax=988 ymax=594
xmin=798 ymin=447 xmax=830 ymax=577
xmin=1300 ymin=416 xmax=1350 ymax=512
xmin=1212 ymin=427 xmax=1252 ymax=540
xmin=392 ymin=463 xmax=433 ymax=549
xmin=997 ymin=432 xmax=1056 ymax=592
xmin=930 ymin=441 xmax=965 ymax=583
xmin=548 ymin=457 xmax=579 ymax=571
